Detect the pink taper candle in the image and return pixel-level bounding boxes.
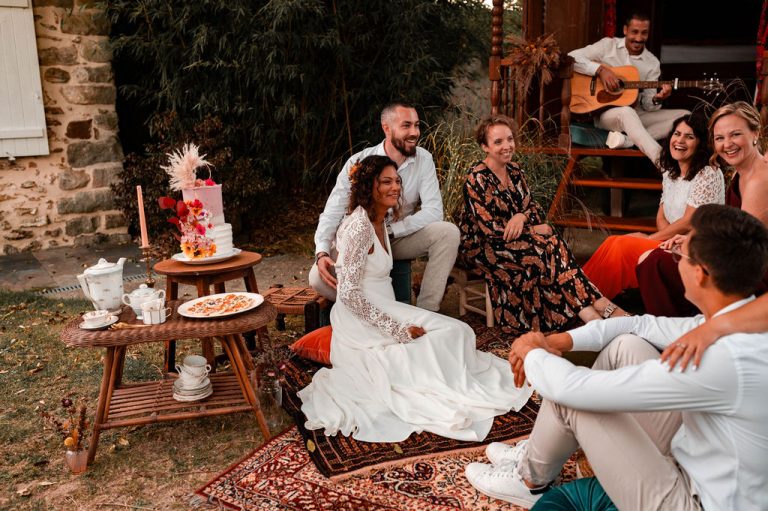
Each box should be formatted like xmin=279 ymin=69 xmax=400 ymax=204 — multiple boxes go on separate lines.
xmin=136 ymin=185 xmax=150 ymax=248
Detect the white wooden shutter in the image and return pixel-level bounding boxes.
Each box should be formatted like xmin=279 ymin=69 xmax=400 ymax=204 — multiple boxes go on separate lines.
xmin=0 ymin=0 xmax=49 ymax=158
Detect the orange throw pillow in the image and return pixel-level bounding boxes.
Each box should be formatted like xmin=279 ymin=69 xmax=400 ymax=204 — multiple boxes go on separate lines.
xmin=290 ymin=325 xmax=332 ymax=365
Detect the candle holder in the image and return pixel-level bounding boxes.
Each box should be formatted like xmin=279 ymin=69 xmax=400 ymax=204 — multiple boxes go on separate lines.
xmin=141 ymin=246 xmax=156 ymax=288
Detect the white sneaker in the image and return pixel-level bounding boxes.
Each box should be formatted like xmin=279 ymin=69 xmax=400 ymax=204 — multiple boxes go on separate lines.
xmin=486 ymin=439 xmax=528 ymax=467
xmin=605 ymin=131 xmax=629 ymax=149
xmin=465 ymin=462 xmax=544 ymax=507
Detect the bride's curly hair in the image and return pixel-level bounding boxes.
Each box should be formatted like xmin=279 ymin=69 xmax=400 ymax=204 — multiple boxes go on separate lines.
xmin=348 ymin=155 xmax=402 ymax=220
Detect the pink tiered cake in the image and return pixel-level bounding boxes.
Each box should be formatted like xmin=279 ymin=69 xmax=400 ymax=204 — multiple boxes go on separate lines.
xmin=181 ymin=184 xmax=233 ymax=256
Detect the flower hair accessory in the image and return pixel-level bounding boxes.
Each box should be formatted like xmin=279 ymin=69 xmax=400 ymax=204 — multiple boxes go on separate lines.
xmin=348 ymin=160 xmax=362 ymax=183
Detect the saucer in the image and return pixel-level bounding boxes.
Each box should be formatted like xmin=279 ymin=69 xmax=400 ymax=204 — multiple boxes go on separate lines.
xmin=173 ymin=377 xmax=211 ymax=392
xmin=172 ymin=386 xmax=213 ymax=402
xmin=79 ymin=315 xmax=119 ymax=330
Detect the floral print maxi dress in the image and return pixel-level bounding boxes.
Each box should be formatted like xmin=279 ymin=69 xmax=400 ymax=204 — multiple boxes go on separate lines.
xmin=459 ymin=162 xmax=601 ymax=333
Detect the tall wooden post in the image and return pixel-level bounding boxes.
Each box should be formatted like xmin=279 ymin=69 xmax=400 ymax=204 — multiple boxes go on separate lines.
xmin=760 ymin=54 xmax=768 ymax=141
xmin=489 ymin=0 xmax=504 ymax=114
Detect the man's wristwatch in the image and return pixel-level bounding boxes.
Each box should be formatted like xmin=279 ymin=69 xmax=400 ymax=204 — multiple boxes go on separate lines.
xmin=315 ymin=252 xmax=329 ymax=264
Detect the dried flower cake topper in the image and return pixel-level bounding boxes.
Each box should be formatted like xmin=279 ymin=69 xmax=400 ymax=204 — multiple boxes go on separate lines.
xmin=161 ymin=143 xmax=215 ymax=191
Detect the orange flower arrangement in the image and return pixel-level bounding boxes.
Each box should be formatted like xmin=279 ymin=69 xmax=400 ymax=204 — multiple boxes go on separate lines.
xmin=41 ymin=398 xmax=90 ymax=451
xmin=158 ymin=197 xmax=216 ymax=259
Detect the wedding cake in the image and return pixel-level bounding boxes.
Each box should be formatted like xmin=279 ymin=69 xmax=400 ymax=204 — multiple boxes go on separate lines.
xmin=161 ymin=143 xmax=235 ymax=259
xmin=181 ymin=184 xmax=233 ymax=256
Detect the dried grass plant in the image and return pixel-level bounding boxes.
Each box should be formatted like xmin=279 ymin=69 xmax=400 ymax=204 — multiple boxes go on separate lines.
xmin=504 ymin=33 xmax=561 ymax=128
xmin=422 ymin=113 xmax=576 ymax=224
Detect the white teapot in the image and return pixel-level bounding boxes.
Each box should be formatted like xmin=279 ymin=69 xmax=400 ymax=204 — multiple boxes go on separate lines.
xmin=122 ymin=284 xmax=165 ymax=319
xmin=77 ymin=257 xmax=126 ymax=312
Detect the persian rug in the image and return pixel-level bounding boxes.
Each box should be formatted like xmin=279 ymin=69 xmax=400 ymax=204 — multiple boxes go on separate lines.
xmin=197 ymin=425 xmax=578 ymax=511
xmin=279 ymin=316 xmax=540 ymax=480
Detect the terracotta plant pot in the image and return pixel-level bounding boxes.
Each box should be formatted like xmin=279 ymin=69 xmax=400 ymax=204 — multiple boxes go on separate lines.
xmin=65 ymin=449 xmax=88 ymax=474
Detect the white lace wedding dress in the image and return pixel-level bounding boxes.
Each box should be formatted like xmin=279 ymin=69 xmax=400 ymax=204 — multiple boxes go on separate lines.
xmin=298 ymin=207 xmax=533 ymax=442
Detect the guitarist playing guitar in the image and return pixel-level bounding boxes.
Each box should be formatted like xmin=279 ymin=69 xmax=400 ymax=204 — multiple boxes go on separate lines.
xmin=568 ymin=12 xmax=689 ymax=166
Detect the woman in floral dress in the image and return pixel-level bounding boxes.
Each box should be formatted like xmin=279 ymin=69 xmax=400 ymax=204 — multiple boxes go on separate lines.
xmin=459 ymin=115 xmax=611 ymax=333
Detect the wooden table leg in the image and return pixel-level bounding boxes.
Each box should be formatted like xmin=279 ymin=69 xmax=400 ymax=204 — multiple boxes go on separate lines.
xmin=243 ymin=268 xmax=270 ymax=349
xmin=113 ymin=346 xmax=127 ymax=387
xmin=164 ymin=278 xmax=180 ymax=373
xmin=219 ymin=334 xmax=271 ymax=440
xmin=88 ymin=347 xmax=118 ymax=464
xmin=243 ymin=270 xmax=266 ymax=350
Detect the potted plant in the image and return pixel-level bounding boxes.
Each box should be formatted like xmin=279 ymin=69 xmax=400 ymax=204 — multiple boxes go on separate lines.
xmin=41 ymin=398 xmax=91 ymax=474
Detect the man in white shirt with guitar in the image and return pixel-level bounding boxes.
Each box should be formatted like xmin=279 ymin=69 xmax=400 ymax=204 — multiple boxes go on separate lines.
xmin=568 ymin=12 xmax=690 ymax=164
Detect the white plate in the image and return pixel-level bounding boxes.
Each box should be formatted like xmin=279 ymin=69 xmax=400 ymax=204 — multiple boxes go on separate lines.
xmin=173 ymin=377 xmax=211 ymax=392
xmin=173 ymin=387 xmax=213 ymax=402
xmin=79 ymin=315 xmax=119 ymax=330
xmin=173 ymin=385 xmax=212 ymax=397
xmin=171 ymin=248 xmax=241 ymax=265
xmin=177 ymin=292 xmax=264 ymax=319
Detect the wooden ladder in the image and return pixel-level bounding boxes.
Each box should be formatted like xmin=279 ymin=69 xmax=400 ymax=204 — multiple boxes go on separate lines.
xmin=543 ymin=146 xmax=661 ymax=232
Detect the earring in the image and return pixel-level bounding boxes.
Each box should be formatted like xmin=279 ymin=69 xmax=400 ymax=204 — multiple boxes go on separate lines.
xmin=754 ymin=139 xmax=758 ymax=146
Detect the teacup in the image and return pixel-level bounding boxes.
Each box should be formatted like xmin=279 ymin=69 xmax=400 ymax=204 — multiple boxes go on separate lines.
xmin=82 ymin=309 xmax=111 ymax=327
xmin=141 ymin=301 xmax=171 ymax=325
xmin=182 ymin=355 xmax=211 ymax=376
xmin=175 ymin=355 xmax=211 ymax=386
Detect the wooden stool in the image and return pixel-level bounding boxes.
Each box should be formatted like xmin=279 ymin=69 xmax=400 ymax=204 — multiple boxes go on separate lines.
xmin=450 ymin=266 xmax=494 ymax=328
xmin=262 ymin=286 xmax=330 ymax=333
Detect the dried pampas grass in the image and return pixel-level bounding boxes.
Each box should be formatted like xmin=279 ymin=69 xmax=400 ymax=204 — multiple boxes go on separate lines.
xmin=161 ymin=143 xmax=212 ymax=191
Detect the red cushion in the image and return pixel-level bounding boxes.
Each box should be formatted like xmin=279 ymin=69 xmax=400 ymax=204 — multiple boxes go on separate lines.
xmin=290 ymin=325 xmax=332 ymax=365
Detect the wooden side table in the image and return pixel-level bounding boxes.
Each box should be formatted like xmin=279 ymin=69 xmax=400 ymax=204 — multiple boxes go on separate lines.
xmin=154 ymin=251 xmax=265 ymax=371
xmin=59 ymin=301 xmax=278 ymax=464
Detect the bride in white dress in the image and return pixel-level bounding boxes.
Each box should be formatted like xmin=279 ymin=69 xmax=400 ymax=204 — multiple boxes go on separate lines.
xmin=298 ymin=155 xmax=533 ymax=443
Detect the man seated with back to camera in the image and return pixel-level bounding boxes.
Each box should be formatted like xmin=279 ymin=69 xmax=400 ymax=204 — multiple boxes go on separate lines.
xmin=465 ymin=204 xmax=768 ymax=510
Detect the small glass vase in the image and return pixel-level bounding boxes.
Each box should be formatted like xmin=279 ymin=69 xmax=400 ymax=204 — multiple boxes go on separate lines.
xmin=65 ymin=449 xmax=88 ymax=474
xmin=257 ymin=377 xmax=283 ymax=430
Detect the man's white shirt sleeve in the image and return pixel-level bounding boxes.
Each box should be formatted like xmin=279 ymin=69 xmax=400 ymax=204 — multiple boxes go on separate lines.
xmin=524 ymin=314 xmax=738 ymax=413
xmin=314 ymin=157 xmax=355 ymax=256
xmin=569 ymin=37 xmax=612 ymax=76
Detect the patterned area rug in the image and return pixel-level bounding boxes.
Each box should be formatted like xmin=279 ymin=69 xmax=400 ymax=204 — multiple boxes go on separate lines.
xmin=197 ymin=426 xmax=578 ymax=510
xmin=280 ymin=316 xmax=539 ymax=479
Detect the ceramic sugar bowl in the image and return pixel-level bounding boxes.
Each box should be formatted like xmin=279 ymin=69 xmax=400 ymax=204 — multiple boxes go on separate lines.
xmin=122 ymin=284 xmax=165 ymax=319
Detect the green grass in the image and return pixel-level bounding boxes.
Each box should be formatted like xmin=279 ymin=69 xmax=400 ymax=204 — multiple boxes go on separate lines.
xmin=0 ymin=289 xmax=297 ymax=510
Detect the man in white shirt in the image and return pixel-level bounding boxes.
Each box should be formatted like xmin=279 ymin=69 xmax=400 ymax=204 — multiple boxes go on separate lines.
xmin=466 ymin=204 xmax=768 ymax=510
xmin=310 ymin=102 xmax=459 ymax=312
xmin=569 ymin=12 xmax=689 ymax=164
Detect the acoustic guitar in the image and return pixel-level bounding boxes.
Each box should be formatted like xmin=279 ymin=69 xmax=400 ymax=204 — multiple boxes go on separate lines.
xmin=570 ymin=65 xmax=722 ymax=114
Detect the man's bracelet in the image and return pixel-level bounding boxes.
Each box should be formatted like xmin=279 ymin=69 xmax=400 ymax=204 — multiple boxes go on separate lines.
xmin=315 ymin=252 xmax=329 ymax=264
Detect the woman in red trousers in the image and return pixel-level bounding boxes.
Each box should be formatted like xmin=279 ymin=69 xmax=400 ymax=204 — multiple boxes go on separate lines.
xmin=582 ymin=114 xmax=724 ymax=301
xmin=637 ymin=101 xmax=768 ymax=316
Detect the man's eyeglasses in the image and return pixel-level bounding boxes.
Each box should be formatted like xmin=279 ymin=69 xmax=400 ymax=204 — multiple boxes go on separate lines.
xmin=665 ymin=245 xmax=689 ymax=263
xmin=664 ymin=245 xmax=709 ymax=275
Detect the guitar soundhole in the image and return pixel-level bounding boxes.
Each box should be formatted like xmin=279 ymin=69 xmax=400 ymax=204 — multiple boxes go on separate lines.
xmin=607 ymin=80 xmax=625 ymax=96
xmin=596 ymin=80 xmax=625 ymax=104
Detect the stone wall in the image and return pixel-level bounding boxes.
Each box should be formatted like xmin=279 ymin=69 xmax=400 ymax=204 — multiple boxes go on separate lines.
xmin=0 ymin=0 xmax=129 ymax=255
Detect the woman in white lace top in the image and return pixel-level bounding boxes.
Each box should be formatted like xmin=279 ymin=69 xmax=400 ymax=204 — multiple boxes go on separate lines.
xmin=298 ymin=155 xmax=533 ymax=443
xmin=582 ymin=114 xmax=724 ymax=301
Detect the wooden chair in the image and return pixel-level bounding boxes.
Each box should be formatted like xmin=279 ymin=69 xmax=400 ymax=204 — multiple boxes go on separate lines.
xmin=450 ymin=265 xmax=494 ymax=328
